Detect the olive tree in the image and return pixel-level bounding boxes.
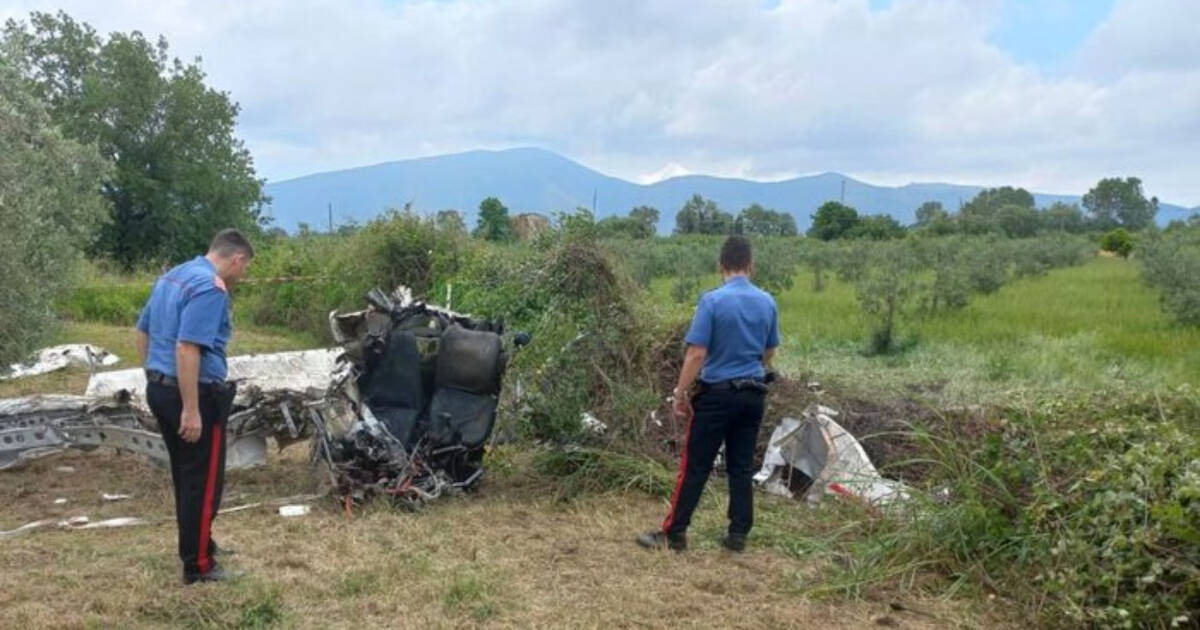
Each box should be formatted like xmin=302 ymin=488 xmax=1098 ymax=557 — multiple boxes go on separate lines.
xmin=0 ymin=57 xmax=108 ymax=365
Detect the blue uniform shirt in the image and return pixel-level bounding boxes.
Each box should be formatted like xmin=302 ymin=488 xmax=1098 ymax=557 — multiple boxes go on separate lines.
xmin=684 ymin=275 xmax=780 ymax=383
xmin=137 ymin=256 xmax=232 ymax=383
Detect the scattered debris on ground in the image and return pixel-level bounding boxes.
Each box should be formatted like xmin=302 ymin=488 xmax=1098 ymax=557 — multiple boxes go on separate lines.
xmin=754 ymin=404 xmax=910 ymax=508
xmin=1 ymin=286 xmax=527 ymax=514
xmin=0 ymin=515 xmax=153 ymax=540
xmin=2 ymin=344 xmax=120 ymax=381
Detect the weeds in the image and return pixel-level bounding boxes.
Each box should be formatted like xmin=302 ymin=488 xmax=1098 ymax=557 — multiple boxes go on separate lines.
xmin=444 ymin=573 xmax=499 ymax=621
xmin=531 ymin=446 xmax=674 ymax=501
xmin=763 ymin=389 xmax=1200 ymax=629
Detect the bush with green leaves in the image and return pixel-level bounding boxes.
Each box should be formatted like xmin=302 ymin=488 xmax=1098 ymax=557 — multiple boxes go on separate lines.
xmin=853 ymin=240 xmax=925 ymax=355
xmin=0 ymin=58 xmax=109 ymax=365
xmin=1140 ymin=228 xmax=1200 ymax=326
xmin=911 ymin=237 xmax=970 ymax=313
xmin=241 ymin=209 xmax=464 ymax=339
xmin=1100 ymin=228 xmax=1135 ymax=258
xmin=803 ymin=389 xmax=1200 ymax=629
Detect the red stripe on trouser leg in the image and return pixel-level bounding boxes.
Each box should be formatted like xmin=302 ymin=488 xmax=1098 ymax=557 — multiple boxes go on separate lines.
xmin=196 ymin=422 xmax=222 ymax=574
xmin=661 ymin=411 xmax=695 ymax=533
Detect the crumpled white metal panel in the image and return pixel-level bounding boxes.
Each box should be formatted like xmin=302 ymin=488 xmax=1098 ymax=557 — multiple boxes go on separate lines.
xmin=2 ymin=345 xmax=120 ymax=380
xmin=85 ymin=349 xmax=341 ymax=410
xmin=754 ymin=404 xmax=909 ymax=507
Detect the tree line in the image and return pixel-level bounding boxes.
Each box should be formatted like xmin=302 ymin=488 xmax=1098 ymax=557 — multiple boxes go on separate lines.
xmin=811 ymin=178 xmax=1159 ymax=241
xmin=0 ymin=11 xmax=265 ymax=363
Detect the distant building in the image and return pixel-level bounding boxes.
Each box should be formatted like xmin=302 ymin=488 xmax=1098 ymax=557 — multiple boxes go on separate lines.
xmin=512 ymin=213 xmax=551 ymax=240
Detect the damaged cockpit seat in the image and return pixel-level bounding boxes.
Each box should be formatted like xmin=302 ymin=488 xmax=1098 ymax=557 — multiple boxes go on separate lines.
xmin=427 ymin=324 xmax=503 ymax=448
xmin=362 ymin=328 xmax=425 ymax=446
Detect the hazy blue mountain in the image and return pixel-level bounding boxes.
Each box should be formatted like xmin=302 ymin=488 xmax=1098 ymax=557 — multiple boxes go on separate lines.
xmin=264 ymin=147 xmax=1191 ymax=233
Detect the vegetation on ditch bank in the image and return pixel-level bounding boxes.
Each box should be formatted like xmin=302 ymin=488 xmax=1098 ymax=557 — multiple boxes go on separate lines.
xmin=762 ymin=386 xmax=1200 ymax=630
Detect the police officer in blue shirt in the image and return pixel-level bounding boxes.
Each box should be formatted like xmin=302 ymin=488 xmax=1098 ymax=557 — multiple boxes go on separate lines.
xmin=136 ymin=229 xmax=252 ymax=584
xmin=638 ymin=236 xmax=779 ymax=552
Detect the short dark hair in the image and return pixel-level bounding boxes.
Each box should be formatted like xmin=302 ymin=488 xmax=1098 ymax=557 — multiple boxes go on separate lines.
xmin=719 ymin=236 xmax=752 ymax=272
xmin=208 ymin=228 xmax=254 ymax=258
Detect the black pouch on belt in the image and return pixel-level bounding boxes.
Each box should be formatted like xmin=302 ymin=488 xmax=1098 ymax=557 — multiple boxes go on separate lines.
xmin=210 ymin=381 xmax=238 ymax=419
xmin=730 ymin=379 xmax=768 ymax=394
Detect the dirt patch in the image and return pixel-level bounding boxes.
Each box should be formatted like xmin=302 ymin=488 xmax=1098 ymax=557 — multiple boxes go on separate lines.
xmin=757 ymin=376 xmax=1000 ymax=485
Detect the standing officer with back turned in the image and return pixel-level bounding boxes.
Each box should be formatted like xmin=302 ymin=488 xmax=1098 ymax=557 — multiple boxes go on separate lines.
xmin=637 ymin=235 xmax=779 ymax=552
xmin=136 ymin=229 xmax=252 ymax=584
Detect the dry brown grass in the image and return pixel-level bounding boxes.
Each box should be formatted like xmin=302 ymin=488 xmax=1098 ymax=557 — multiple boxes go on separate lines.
xmin=0 ymin=446 xmax=1009 ymax=630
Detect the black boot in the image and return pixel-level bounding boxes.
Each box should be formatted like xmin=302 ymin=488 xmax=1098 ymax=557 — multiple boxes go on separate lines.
xmin=183 ymin=563 xmax=239 ymax=585
xmin=636 ymin=530 xmax=687 ymax=551
xmin=720 ymin=533 xmax=746 ymax=552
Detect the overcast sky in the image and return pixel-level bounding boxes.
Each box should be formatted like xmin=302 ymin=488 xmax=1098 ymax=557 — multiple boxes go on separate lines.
xmin=4 ymin=0 xmax=1197 ymax=205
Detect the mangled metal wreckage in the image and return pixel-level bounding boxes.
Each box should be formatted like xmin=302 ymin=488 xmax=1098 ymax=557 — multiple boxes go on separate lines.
xmin=321 ymin=287 xmax=523 ymax=506
xmin=0 ymin=287 xmax=523 ymax=508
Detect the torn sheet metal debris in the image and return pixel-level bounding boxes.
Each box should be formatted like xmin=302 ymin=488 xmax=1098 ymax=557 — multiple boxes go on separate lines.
xmin=1 ymin=516 xmax=152 ymax=541
xmin=0 ymin=519 xmax=55 ymax=540
xmin=85 ymin=349 xmax=340 ymax=411
xmin=0 ymin=394 xmax=150 ymax=470
xmin=754 ymin=404 xmax=910 ymax=508
xmin=2 ymin=354 xmax=347 ymax=471
xmin=2 ymin=344 xmax=120 ymax=380
xmin=581 ymin=412 xmax=607 ymax=435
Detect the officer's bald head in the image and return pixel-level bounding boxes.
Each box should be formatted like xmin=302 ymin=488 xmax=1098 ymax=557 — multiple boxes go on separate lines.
xmin=719 ymin=236 xmax=752 ymax=273
xmin=208 ymin=229 xmax=255 ymax=260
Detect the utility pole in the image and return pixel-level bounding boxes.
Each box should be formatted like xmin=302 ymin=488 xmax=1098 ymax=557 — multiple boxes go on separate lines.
xmin=592 ymin=188 xmax=597 ymax=214
xmin=840 ymin=179 xmax=846 ymax=204
xmin=328 ymin=202 xmax=333 ymax=233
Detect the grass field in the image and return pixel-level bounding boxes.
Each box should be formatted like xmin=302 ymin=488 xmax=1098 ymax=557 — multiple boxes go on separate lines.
xmin=657 ymin=256 xmax=1199 ymax=401
xmin=2 ymin=253 xmax=1195 ymax=628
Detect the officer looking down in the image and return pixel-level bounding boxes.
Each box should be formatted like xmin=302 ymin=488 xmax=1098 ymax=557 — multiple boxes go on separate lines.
xmin=638 ymin=235 xmax=780 ymax=553
xmin=136 ymin=229 xmax=252 ymax=584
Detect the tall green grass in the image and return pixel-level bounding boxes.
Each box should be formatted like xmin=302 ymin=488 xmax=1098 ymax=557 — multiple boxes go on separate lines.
xmin=763 ymin=257 xmax=1200 ymax=397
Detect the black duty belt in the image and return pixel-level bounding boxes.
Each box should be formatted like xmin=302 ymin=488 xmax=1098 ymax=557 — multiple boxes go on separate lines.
xmin=699 ymin=378 xmax=768 ymax=394
xmin=146 ymin=370 xmax=226 ymax=391
xmin=145 ymin=370 xmax=179 ymax=388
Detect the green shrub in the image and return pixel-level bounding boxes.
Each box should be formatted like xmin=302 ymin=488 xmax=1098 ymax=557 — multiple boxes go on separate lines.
xmin=792 ymin=389 xmax=1200 ymax=629
xmin=1140 ymin=228 xmax=1200 ymax=326
xmin=0 ymin=62 xmax=109 ymax=365
xmin=1101 ymin=228 xmax=1135 ymax=258
xmin=240 ymin=209 xmax=465 ymax=340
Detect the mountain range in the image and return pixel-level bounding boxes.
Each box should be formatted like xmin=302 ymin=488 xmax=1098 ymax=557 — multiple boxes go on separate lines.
xmin=263 ymin=148 xmax=1195 ymax=233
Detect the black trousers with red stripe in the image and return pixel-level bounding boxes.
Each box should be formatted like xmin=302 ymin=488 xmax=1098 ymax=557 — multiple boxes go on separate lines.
xmin=147 ymin=380 xmax=235 ymax=577
xmin=662 ymin=387 xmax=766 ymax=537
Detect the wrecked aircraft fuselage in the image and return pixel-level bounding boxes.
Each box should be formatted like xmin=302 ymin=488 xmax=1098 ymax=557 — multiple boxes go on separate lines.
xmin=316 ymin=287 xmax=524 ymax=507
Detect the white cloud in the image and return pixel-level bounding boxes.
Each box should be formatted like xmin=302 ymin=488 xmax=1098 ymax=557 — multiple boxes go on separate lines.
xmin=637 ymin=162 xmax=692 ymax=184
xmin=3 ymin=0 xmax=1197 ymax=205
